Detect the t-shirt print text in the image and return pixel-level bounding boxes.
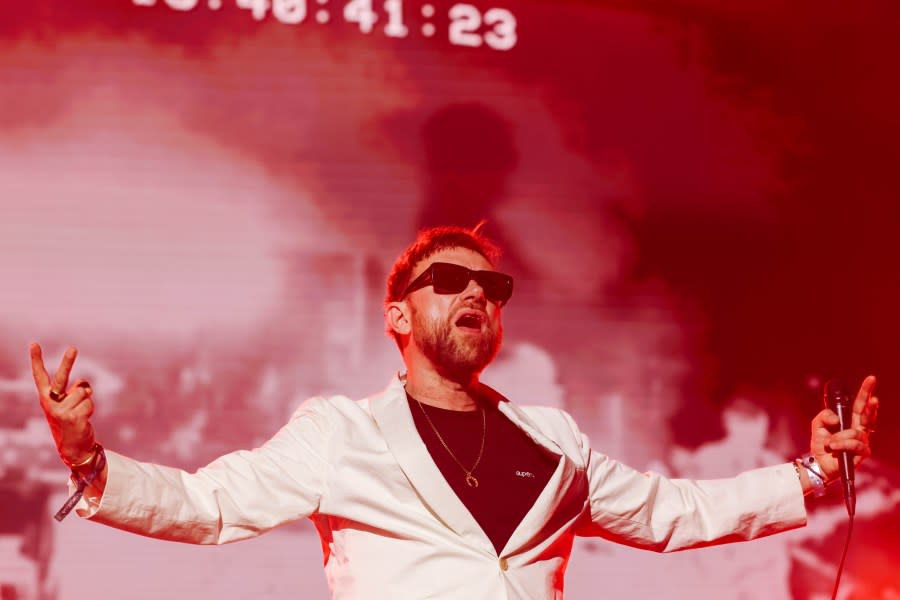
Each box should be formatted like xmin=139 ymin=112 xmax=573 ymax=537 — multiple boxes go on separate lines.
xmin=515 ymin=470 xmax=535 ymax=478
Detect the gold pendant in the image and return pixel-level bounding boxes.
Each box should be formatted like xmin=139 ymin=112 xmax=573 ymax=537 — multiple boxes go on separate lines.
xmin=465 ymin=473 xmax=479 ymax=488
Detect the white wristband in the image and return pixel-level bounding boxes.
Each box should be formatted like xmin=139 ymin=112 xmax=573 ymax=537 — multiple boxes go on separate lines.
xmin=796 ymin=453 xmax=829 ymax=498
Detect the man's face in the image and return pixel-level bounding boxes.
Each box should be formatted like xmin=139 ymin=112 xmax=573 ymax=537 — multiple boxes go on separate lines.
xmin=404 ymin=247 xmax=504 ymax=379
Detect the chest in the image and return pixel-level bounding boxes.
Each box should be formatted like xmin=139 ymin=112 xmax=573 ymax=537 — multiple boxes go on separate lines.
xmin=409 ymin=400 xmax=559 ymax=553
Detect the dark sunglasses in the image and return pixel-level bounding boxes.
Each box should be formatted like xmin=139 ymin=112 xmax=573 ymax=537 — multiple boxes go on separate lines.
xmin=401 ymin=262 xmax=514 ymax=305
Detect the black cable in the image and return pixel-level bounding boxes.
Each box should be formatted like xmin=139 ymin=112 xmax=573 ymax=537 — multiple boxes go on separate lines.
xmin=830 ymin=514 xmax=854 ymax=600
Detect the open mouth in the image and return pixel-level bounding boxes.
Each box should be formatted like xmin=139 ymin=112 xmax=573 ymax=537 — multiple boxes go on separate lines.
xmin=455 ymin=311 xmax=485 ymax=331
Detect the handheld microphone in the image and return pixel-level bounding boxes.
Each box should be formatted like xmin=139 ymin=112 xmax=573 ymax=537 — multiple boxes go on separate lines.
xmin=824 ymin=379 xmax=855 ymax=517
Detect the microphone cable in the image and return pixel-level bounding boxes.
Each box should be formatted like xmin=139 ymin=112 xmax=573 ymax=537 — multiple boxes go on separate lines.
xmin=830 ymin=513 xmax=853 ymax=600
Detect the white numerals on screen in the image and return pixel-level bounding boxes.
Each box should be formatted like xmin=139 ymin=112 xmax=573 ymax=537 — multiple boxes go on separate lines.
xmin=237 ymin=0 xmax=268 ymax=20
xmin=483 ymin=8 xmax=516 ymax=50
xmin=273 ymin=0 xmax=306 ymax=24
xmin=128 ymin=0 xmax=517 ymax=50
xmin=383 ymin=0 xmax=408 ymax=38
xmin=344 ymin=0 xmax=378 ymax=33
xmin=165 ymin=0 xmax=198 ymax=9
xmin=449 ymin=4 xmax=482 ymax=47
xmin=449 ymin=4 xmax=518 ymax=50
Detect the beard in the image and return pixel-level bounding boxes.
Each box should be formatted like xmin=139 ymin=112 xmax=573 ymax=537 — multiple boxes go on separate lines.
xmin=411 ymin=306 xmax=502 ymax=382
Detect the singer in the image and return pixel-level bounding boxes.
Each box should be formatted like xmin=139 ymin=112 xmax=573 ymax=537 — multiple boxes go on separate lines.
xmin=30 ymin=225 xmax=879 ymax=599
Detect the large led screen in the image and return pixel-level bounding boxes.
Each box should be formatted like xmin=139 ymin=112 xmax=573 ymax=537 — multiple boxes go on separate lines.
xmin=1 ymin=1 xmax=897 ymax=598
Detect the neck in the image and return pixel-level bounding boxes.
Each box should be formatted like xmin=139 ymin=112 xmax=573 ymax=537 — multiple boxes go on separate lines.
xmin=404 ymin=364 xmax=480 ymax=411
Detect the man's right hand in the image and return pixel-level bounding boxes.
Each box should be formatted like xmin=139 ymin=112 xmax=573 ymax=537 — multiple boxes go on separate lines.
xmin=30 ymin=343 xmax=97 ymax=467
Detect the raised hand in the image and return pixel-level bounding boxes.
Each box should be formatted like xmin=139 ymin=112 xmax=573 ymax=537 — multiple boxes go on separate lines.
xmin=810 ymin=375 xmax=879 ymax=482
xmin=30 ymin=343 xmax=97 ymax=467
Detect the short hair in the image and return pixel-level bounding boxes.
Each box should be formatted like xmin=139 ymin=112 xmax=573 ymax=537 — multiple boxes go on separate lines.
xmin=384 ymin=224 xmax=502 ymax=340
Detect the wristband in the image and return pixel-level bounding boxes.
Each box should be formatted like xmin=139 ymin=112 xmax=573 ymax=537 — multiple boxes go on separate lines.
xmin=795 ymin=453 xmax=829 ymax=498
xmin=55 ymin=443 xmax=106 ymax=522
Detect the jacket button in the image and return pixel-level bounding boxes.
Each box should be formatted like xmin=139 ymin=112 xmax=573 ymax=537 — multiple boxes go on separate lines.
xmin=499 ymin=558 xmax=509 ymax=571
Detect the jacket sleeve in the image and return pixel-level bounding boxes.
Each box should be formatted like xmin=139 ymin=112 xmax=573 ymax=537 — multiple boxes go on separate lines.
xmin=74 ymin=396 xmax=333 ymax=545
xmin=562 ymin=411 xmax=808 ymax=551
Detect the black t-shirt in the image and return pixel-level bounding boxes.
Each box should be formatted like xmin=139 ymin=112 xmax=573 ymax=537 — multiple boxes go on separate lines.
xmin=407 ymin=394 xmax=558 ymax=554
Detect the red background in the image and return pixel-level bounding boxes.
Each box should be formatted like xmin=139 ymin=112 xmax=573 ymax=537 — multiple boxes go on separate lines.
xmin=1 ymin=1 xmax=897 ymax=598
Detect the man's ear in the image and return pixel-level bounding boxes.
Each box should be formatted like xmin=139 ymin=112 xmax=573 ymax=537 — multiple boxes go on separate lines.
xmin=386 ymin=302 xmax=412 ymax=336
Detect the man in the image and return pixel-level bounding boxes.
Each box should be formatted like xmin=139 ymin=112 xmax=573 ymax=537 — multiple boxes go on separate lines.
xmin=31 ymin=226 xmax=879 ymax=599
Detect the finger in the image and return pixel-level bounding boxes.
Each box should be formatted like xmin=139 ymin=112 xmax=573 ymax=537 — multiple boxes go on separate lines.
xmin=829 ymin=428 xmax=866 ymax=444
xmin=827 ymin=435 xmax=871 ymax=457
xmin=861 ymin=395 xmax=879 ymax=431
xmin=826 ymin=427 xmax=871 ymax=453
xmin=72 ymin=379 xmax=93 ymax=394
xmin=51 ymin=346 xmax=78 ymax=395
xmin=65 ymin=380 xmax=94 ymax=408
xmin=52 ymin=382 xmax=92 ymax=411
xmin=812 ymin=408 xmax=840 ymax=432
xmin=851 ymin=375 xmax=877 ymax=429
xmin=29 ymin=342 xmax=51 ymax=392
xmin=811 ymin=409 xmax=838 ymax=454
xmin=67 ymin=396 xmax=95 ymax=421
xmin=52 ymin=392 xmax=94 ymax=427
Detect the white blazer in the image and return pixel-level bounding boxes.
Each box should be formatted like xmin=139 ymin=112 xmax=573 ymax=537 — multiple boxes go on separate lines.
xmin=78 ymin=376 xmax=807 ymax=599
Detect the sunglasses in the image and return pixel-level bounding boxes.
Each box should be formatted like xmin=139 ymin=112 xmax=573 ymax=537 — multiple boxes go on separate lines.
xmin=401 ymin=262 xmax=514 ymax=305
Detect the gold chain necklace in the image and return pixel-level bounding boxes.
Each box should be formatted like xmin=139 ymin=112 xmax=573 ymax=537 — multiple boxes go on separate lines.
xmin=415 ymin=400 xmax=486 ymax=488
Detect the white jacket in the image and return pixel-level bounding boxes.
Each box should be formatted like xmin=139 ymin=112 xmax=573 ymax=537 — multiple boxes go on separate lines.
xmin=77 ymin=376 xmax=807 ymax=599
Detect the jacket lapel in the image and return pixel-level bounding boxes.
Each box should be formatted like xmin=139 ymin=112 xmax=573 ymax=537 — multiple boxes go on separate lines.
xmin=492 ymin=393 xmax=587 ymax=556
xmin=369 ymin=375 xmax=496 ymax=557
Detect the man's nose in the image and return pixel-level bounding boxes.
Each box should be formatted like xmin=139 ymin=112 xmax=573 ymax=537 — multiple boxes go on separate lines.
xmin=461 ymin=278 xmax=487 ymax=303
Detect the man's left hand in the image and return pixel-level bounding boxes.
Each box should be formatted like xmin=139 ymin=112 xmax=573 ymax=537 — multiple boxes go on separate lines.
xmin=810 ymin=375 xmax=879 ymax=482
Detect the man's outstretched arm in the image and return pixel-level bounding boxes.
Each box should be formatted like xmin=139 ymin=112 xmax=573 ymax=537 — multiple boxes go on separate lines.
xmin=574 ymin=376 xmax=879 ymax=551
xmin=30 ymin=342 xmax=327 ymax=543
xmin=31 ymin=343 xmax=109 ymax=496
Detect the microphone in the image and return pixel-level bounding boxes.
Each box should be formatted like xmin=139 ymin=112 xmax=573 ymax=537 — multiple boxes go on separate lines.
xmin=824 ymin=379 xmax=855 ymax=517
